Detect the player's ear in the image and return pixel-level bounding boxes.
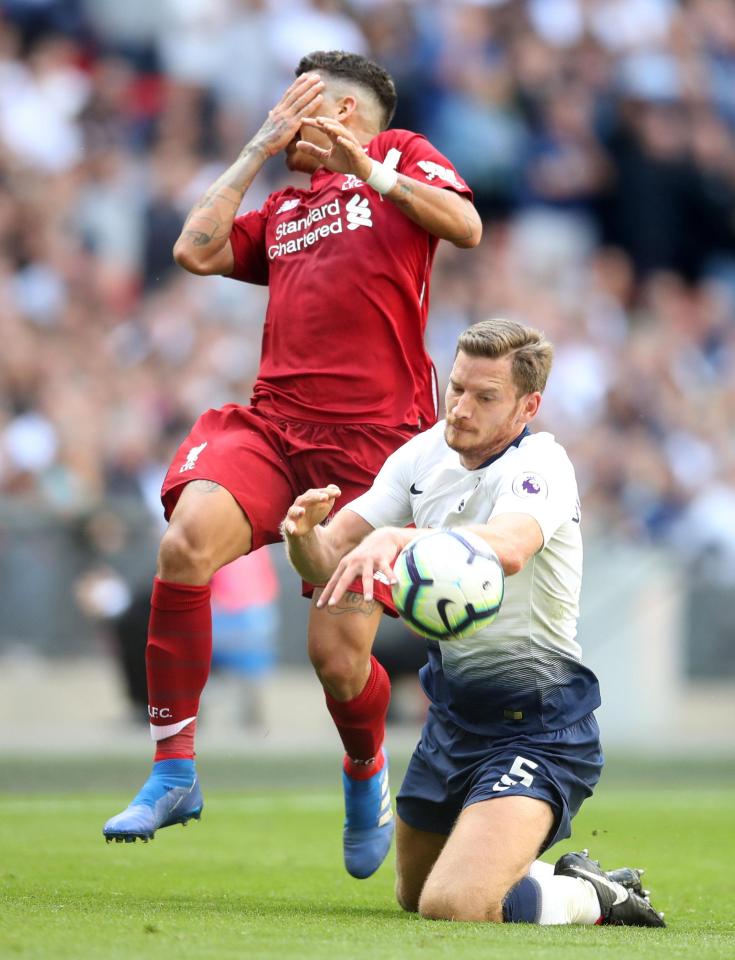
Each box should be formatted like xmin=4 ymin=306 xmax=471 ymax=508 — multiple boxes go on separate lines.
xmin=521 ymin=392 xmax=542 ymax=422
xmin=337 ymin=95 xmax=357 ymax=121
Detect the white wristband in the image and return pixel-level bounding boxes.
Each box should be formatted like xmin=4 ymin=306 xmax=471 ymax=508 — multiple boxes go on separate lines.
xmin=365 ymin=159 xmax=398 ymax=195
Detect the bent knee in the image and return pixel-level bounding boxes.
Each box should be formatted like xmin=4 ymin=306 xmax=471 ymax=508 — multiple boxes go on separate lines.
xmin=307 ymin=614 xmax=375 ymax=699
xmin=307 ymin=639 xmax=361 ymax=690
xmin=157 ymin=522 xmax=219 ymax=584
xmin=395 ymin=881 xmax=420 ymax=915
xmin=418 ymin=886 xmax=503 ymax=923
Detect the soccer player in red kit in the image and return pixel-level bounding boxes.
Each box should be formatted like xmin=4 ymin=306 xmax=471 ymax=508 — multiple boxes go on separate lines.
xmin=103 ymin=51 xmax=482 ymax=878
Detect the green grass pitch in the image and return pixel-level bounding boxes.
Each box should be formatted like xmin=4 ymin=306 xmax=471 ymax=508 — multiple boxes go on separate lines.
xmin=1 ymin=754 xmax=733 ymax=960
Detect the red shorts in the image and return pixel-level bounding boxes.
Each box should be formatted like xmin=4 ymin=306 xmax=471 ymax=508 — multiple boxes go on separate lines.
xmin=161 ymin=404 xmax=419 ymax=610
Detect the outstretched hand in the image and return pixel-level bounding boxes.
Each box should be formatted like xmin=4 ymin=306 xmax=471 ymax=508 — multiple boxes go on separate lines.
xmin=297 ymin=117 xmax=373 ymax=179
xmin=283 ymin=485 xmax=342 ymax=538
xmin=317 ymin=527 xmax=405 ymax=607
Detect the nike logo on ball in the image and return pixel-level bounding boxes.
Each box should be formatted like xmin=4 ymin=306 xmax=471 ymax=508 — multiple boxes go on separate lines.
xmin=436 ymin=598 xmax=455 ymax=632
xmin=410 ymin=483 xmax=423 ymax=495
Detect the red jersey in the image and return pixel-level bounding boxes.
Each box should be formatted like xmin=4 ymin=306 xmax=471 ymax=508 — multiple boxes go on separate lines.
xmin=227 ymin=128 xmax=472 ymax=428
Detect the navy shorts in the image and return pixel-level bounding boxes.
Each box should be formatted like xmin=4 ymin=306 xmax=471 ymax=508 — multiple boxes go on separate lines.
xmin=397 ymin=706 xmax=603 ymax=852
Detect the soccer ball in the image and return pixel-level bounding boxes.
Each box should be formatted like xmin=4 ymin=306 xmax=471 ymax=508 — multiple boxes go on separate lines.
xmin=391 ymin=528 xmax=504 ymax=641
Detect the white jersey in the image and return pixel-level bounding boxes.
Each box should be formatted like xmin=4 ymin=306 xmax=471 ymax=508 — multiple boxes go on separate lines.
xmin=348 ymin=421 xmax=600 ymax=735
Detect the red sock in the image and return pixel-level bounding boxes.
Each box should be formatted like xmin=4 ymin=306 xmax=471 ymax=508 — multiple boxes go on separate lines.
xmin=146 ymin=578 xmax=212 ymax=760
xmin=324 ymin=656 xmax=391 ymax=780
xmin=154 ymin=719 xmax=197 ymax=761
xmin=342 ymin=747 xmax=386 ymax=781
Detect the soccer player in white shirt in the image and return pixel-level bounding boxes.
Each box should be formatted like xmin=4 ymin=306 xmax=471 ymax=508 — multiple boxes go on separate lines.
xmin=283 ymin=319 xmax=665 ymax=927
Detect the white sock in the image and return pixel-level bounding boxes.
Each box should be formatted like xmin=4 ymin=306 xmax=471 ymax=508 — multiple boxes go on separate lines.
xmin=528 ymin=859 xmax=554 ymax=881
xmin=528 ymin=860 xmax=602 ymax=925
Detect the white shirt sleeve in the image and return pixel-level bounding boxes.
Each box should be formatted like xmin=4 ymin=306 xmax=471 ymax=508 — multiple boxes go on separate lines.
xmin=489 ymin=438 xmax=578 ymax=546
xmin=346 ymin=435 xmax=417 ymax=530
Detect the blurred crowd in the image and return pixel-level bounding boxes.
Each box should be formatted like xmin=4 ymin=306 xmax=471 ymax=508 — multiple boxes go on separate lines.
xmin=2 ymin=0 xmax=735 ymax=577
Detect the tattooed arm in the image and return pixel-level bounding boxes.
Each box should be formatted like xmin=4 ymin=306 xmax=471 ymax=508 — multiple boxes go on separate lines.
xmin=386 ymin=179 xmax=482 ymax=248
xmin=173 ymin=73 xmax=325 ymax=276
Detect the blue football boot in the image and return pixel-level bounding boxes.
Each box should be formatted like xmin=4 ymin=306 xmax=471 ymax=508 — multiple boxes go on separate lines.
xmin=103 ymin=759 xmax=203 ymax=843
xmin=342 ymin=755 xmax=394 ymax=879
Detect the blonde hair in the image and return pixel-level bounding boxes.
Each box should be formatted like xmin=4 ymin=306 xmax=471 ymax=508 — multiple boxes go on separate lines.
xmin=456 ymin=318 xmax=554 ymax=395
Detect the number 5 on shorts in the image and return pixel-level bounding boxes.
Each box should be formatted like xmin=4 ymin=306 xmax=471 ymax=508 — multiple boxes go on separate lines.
xmin=492 ymin=755 xmax=539 ymax=792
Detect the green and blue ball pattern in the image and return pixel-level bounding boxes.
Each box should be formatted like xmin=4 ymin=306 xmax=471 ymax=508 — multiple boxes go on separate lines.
xmin=392 ymin=528 xmax=504 ymax=641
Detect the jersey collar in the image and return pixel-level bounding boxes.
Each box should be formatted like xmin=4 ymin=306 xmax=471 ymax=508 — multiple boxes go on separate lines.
xmin=310 ymin=167 xmax=334 ymax=188
xmin=474 ymin=426 xmax=530 ymax=471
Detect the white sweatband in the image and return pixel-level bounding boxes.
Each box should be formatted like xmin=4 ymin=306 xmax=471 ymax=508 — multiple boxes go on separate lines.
xmin=365 ymin=159 xmax=398 ymax=195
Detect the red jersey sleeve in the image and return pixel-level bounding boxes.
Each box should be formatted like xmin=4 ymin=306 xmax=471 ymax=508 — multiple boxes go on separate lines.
xmin=376 ymin=130 xmax=473 ymax=200
xmin=227 ymin=199 xmax=274 ymax=285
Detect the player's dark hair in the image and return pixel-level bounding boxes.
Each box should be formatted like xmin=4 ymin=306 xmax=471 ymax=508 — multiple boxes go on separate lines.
xmin=296 ymin=50 xmax=397 ymax=130
xmin=456 ymin=319 xmax=554 ymax=395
